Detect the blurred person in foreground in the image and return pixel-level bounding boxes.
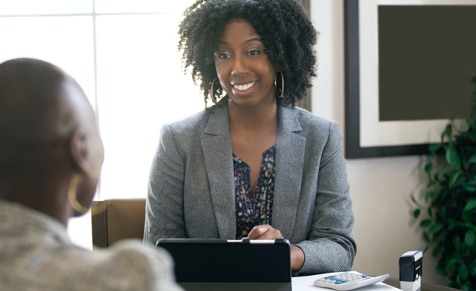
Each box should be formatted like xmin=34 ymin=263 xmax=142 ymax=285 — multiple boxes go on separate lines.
xmin=0 ymin=58 xmax=182 ymax=291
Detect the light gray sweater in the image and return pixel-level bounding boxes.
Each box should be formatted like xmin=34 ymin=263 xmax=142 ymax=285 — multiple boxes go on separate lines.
xmin=0 ymin=201 xmax=182 ymax=291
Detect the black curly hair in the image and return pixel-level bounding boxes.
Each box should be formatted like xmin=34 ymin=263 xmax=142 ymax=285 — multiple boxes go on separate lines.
xmin=178 ymin=0 xmax=318 ymax=107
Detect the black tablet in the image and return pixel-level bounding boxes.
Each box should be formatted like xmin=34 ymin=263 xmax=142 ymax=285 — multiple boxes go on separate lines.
xmin=156 ymin=238 xmax=292 ymax=284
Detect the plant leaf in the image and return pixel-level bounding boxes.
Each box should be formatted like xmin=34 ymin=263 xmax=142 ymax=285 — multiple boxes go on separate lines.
xmin=432 ymin=246 xmax=442 ymax=257
xmin=468 ymin=153 xmax=476 ymax=164
xmin=449 ymin=172 xmax=461 ymax=188
xmin=459 ymin=264 xmax=469 ymax=281
xmin=453 ymin=235 xmax=461 ymax=250
xmin=463 ymin=182 xmax=476 ymax=192
xmin=471 ymin=260 xmax=476 ymax=276
xmin=436 ymin=265 xmax=448 ymax=276
xmin=464 ymin=199 xmax=476 ymax=211
xmin=439 ymin=207 xmax=447 ymax=220
xmin=429 ymin=143 xmax=441 ymax=156
xmin=425 ymin=190 xmax=441 ymax=202
xmin=448 ymin=257 xmax=460 ymax=273
xmin=442 ymin=123 xmax=453 ymax=141
xmin=413 ymin=209 xmax=421 ymax=218
xmin=420 ymin=219 xmax=432 ymax=228
xmin=463 ymin=211 xmax=473 ymax=225
xmin=410 ymin=194 xmax=420 ymax=205
xmin=464 ymin=229 xmax=475 ymax=247
xmin=446 ymin=145 xmax=461 ymax=169
xmin=425 ymin=162 xmax=434 ymax=184
xmin=428 ymin=223 xmax=443 ymax=234
xmin=423 ymin=231 xmax=430 ymax=243
xmin=424 ymin=162 xmax=433 ymax=174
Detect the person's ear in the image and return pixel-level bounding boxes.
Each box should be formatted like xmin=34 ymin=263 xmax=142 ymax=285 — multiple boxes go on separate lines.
xmin=69 ymin=129 xmax=92 ymax=174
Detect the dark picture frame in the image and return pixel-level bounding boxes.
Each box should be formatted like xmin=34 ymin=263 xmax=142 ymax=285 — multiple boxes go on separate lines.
xmin=343 ymin=0 xmax=475 ymax=159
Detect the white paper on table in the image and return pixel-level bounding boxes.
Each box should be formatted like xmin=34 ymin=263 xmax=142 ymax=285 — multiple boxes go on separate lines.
xmin=292 ymin=273 xmax=402 ymax=291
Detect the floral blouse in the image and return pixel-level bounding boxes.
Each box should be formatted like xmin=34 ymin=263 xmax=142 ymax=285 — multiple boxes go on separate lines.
xmin=233 ymin=145 xmax=276 ymax=239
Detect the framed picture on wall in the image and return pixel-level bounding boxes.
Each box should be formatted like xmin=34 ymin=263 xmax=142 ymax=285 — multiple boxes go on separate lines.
xmin=344 ymin=0 xmax=476 ymax=159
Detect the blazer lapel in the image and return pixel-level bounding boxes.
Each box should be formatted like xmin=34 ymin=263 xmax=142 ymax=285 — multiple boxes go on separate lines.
xmin=273 ymin=106 xmax=305 ymax=239
xmin=201 ymin=104 xmax=236 ymax=238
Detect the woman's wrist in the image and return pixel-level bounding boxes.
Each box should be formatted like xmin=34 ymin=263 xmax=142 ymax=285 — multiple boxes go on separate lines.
xmin=290 ymin=244 xmax=305 ymax=272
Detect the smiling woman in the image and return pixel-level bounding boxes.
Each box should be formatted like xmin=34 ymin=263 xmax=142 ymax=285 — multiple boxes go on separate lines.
xmin=144 ymin=0 xmax=356 ymax=277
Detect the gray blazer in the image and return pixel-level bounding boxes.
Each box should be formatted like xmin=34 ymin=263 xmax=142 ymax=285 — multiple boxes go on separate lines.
xmin=144 ymin=100 xmax=356 ymax=275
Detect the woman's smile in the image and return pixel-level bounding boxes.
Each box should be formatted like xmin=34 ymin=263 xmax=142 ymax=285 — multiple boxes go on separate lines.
xmin=231 ymin=81 xmax=256 ymax=96
xmin=232 ymin=81 xmax=255 ymax=91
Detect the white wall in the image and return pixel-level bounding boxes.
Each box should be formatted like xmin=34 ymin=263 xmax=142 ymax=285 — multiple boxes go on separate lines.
xmin=311 ymin=0 xmax=446 ymax=284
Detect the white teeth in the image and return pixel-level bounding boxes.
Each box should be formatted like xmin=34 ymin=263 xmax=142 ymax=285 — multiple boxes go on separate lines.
xmin=233 ymin=82 xmax=254 ymax=91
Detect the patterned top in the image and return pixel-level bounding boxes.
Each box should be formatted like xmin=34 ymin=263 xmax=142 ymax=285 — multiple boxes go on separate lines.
xmin=233 ymin=145 xmax=276 ymax=239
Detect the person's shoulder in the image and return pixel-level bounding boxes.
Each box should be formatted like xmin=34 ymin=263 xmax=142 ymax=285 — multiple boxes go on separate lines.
xmin=286 ymin=105 xmax=336 ymax=129
xmin=165 ymin=109 xmax=209 ymax=130
xmin=163 ymin=101 xmax=227 ymax=135
xmin=90 ymin=240 xmax=182 ymax=291
xmin=105 ymin=240 xmax=172 ymax=266
xmin=167 ymin=103 xmax=225 ymax=130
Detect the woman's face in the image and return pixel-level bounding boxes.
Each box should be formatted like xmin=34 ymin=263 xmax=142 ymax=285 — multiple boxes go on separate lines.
xmin=214 ymin=19 xmax=276 ymax=109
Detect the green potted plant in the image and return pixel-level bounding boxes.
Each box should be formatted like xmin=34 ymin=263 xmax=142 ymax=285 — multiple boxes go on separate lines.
xmin=412 ymin=76 xmax=476 ymax=290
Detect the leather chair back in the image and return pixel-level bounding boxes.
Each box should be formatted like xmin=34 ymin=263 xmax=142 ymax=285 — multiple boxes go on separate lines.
xmin=91 ymin=199 xmax=146 ymax=248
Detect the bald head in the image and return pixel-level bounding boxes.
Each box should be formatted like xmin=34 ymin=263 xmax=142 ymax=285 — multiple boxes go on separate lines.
xmin=0 ymin=58 xmax=77 ymax=146
xmin=0 ymin=58 xmax=103 ymax=207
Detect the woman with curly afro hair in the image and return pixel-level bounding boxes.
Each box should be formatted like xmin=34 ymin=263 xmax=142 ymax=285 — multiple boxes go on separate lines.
xmin=145 ymin=0 xmax=356 ymax=275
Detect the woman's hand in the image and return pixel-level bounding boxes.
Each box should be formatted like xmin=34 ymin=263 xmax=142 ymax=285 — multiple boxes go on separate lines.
xmin=246 ymin=224 xmax=283 ymax=240
xmin=246 ymin=224 xmax=305 ymax=272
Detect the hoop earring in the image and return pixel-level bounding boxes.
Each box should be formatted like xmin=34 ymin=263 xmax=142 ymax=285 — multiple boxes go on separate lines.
xmin=210 ymin=77 xmax=219 ymax=103
xmin=67 ymin=172 xmax=106 ymax=216
xmin=275 ymin=72 xmax=285 ymax=98
xmin=68 ymin=174 xmax=89 ymax=214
